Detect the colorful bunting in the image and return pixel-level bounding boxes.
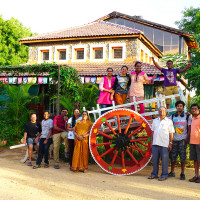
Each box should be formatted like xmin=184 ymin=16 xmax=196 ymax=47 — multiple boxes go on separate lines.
xmin=13 ymin=77 xmax=17 ymax=84
xmin=18 ymin=77 xmax=22 ymax=84
xmin=80 ymin=77 xmax=84 ymax=83
xmin=32 ymin=77 xmax=37 ymax=84
xmin=28 ymin=77 xmax=33 ymax=83
xmin=90 ymin=77 xmax=96 ymax=84
xmin=43 ymin=77 xmax=48 ymax=84
xmin=85 ymin=77 xmax=90 ymax=83
xmin=0 ymin=77 xmax=4 ymax=84
xmin=38 ymin=77 xmax=43 ymax=84
xmin=9 ymin=77 xmax=13 ymax=84
xmin=96 ymin=77 xmax=103 ymax=84
xmin=4 ymin=77 xmax=9 ymax=84
xmin=23 ymin=77 xmax=28 ymax=84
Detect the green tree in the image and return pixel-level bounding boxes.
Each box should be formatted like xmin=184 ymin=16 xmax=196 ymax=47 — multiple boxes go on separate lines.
xmin=175 ymin=7 xmax=200 ymax=35
xmin=175 ymin=7 xmax=200 ymax=95
xmin=0 ymin=16 xmax=34 ymax=66
xmin=0 ymin=84 xmax=38 ymax=138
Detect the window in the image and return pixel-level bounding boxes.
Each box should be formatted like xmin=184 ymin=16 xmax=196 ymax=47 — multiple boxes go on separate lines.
xmin=72 ymin=45 xmax=87 ymax=62
xmin=54 ymin=46 xmax=69 ymax=62
xmin=38 ymin=47 xmax=52 ymax=63
xmin=113 ymin=47 xmax=122 ymax=59
xmin=141 ymin=49 xmax=144 ymax=62
xmin=109 ymin=43 xmax=126 ymax=61
xmin=149 ymin=56 xmax=152 ymax=64
xmin=42 ymin=51 xmax=49 ymax=61
xmin=154 ymin=29 xmax=164 ymax=52
xmin=94 ymin=48 xmax=103 ymax=59
xmin=76 ymin=49 xmax=84 ymax=59
xmin=59 ymin=50 xmax=66 ymax=60
xmin=90 ymin=45 xmax=105 ymax=61
xmin=145 ymin=53 xmax=148 ymax=63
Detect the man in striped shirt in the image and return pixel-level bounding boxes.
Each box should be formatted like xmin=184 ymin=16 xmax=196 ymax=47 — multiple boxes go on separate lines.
xmin=53 ymin=108 xmax=68 ymax=169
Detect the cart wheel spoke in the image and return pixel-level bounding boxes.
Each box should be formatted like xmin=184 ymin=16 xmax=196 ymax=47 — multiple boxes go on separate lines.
xmin=136 ymin=141 xmax=148 ymax=147
xmin=121 ymin=151 xmax=125 ymax=169
xmin=104 ymin=120 xmax=117 ymax=135
xmin=124 ymin=116 xmax=133 ymax=135
xmin=97 ymin=131 xmax=113 ymax=140
xmin=128 ymin=126 xmax=144 ymax=138
xmin=130 ymin=144 xmax=146 ymax=154
xmin=110 ymin=150 xmax=119 ymax=167
xmin=134 ymin=144 xmax=145 ymax=157
xmin=100 ymin=147 xmax=115 ymax=158
xmin=95 ymin=142 xmax=112 ymax=146
xmin=130 ymin=138 xmax=148 ymax=143
xmin=116 ymin=115 xmax=121 ymax=134
xmin=126 ymin=149 xmax=139 ymax=164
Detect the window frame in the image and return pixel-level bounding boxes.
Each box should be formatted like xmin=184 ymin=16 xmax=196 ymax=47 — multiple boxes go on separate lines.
xmin=72 ymin=45 xmax=87 ymax=62
xmin=38 ymin=47 xmax=52 ymax=63
xmin=90 ymin=44 xmax=106 ymax=61
xmin=109 ymin=43 xmax=126 ymax=61
xmin=54 ymin=46 xmax=69 ymax=62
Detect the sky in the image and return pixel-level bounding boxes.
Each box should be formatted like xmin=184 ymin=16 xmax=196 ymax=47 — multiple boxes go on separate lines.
xmin=0 ymin=0 xmax=199 ymax=34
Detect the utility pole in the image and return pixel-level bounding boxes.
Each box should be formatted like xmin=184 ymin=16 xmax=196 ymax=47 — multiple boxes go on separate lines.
xmin=56 ymin=65 xmax=60 ymax=115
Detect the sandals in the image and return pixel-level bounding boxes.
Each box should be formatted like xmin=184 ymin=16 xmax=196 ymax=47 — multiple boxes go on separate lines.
xmin=27 ymin=162 xmax=32 ymax=166
xmin=32 ymin=165 xmax=41 ymax=169
xmin=44 ymin=163 xmax=49 ymax=168
xmin=148 ymin=176 xmax=158 ymax=179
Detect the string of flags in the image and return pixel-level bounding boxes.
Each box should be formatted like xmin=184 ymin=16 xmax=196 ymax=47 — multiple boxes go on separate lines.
xmin=0 ymin=77 xmax=53 ymax=84
xmin=0 ymin=76 xmax=165 ymax=85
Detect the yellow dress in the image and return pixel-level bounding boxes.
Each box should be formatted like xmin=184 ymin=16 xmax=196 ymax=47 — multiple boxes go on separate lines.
xmin=72 ymin=120 xmax=93 ymax=171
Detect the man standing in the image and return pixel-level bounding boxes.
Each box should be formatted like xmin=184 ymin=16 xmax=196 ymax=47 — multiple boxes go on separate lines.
xmin=23 ymin=113 xmax=42 ymax=166
xmin=148 ymin=107 xmax=174 ymax=181
xmin=168 ymin=101 xmax=191 ymax=180
xmin=53 ymin=108 xmax=68 ymax=169
xmin=152 ymin=57 xmax=191 ymax=109
xmin=33 ymin=111 xmax=53 ymax=169
xmin=189 ymin=104 xmax=200 ymax=183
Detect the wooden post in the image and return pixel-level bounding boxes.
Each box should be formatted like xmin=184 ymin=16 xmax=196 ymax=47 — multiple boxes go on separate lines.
xmin=56 ymin=65 xmax=60 ymax=115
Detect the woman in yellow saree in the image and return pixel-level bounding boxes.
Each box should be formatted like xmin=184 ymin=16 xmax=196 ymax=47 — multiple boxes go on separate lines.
xmin=72 ymin=111 xmax=93 ymax=172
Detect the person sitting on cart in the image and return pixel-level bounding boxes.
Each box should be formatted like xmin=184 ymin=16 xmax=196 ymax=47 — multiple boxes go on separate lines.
xmin=148 ymin=106 xmax=174 ymax=181
xmin=112 ymin=65 xmax=131 ymax=106
xmin=152 ymin=57 xmax=191 ymax=110
xmin=129 ymin=61 xmax=155 ymax=114
xmin=97 ymin=67 xmax=115 ymax=115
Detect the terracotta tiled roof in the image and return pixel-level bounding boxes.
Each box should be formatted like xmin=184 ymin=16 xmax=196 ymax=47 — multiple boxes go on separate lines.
xmin=0 ymin=62 xmax=161 ymax=77
xmin=19 ymin=21 xmax=141 ymax=42
xmin=67 ymin=61 xmax=162 ymax=76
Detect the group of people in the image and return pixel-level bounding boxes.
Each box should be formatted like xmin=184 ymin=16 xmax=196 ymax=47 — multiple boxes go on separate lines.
xmin=23 ymin=108 xmax=92 ymax=172
xmin=22 ymin=58 xmax=199 ymax=182
xmin=97 ymin=57 xmax=191 ymax=114
xmin=149 ymin=101 xmax=200 ymax=183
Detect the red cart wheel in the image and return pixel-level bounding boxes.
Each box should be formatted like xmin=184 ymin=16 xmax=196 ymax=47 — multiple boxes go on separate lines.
xmin=89 ymin=108 xmax=152 ymax=176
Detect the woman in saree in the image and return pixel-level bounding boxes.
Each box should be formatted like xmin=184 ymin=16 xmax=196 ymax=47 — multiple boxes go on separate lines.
xmin=72 ymin=111 xmax=93 ymax=172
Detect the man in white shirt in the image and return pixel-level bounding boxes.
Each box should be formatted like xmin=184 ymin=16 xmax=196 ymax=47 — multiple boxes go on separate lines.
xmin=148 ymin=106 xmax=174 ymax=181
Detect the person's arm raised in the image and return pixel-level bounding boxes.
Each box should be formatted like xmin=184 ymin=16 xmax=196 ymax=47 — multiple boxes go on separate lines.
xmin=179 ymin=63 xmax=192 ymax=73
xmin=152 ymin=57 xmax=162 ymax=71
